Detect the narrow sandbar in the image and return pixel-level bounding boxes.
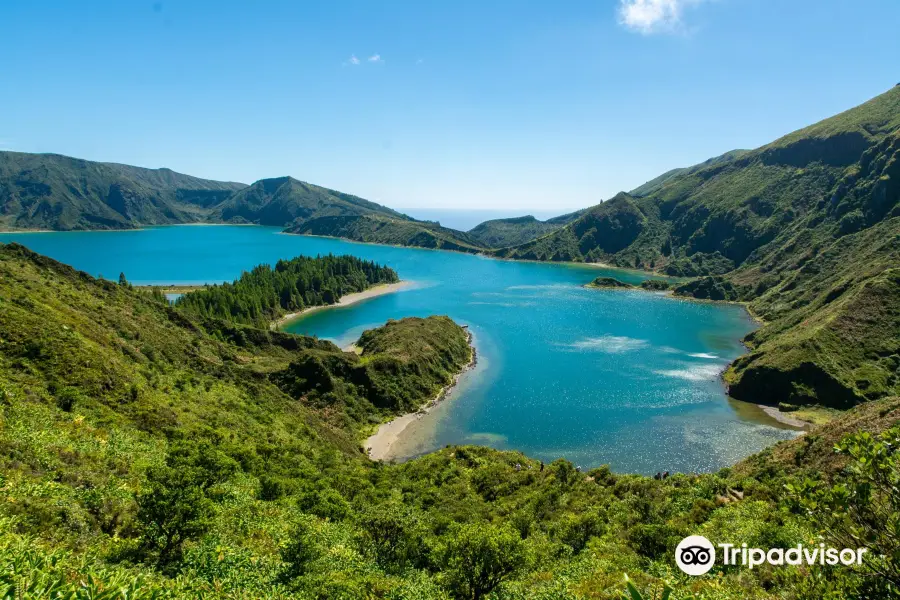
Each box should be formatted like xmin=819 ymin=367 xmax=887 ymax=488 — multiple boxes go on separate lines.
xmin=272 ymin=281 xmax=413 ymax=329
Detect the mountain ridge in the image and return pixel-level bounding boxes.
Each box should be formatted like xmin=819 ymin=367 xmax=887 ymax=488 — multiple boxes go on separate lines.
xmin=495 ymin=85 xmax=900 ymax=411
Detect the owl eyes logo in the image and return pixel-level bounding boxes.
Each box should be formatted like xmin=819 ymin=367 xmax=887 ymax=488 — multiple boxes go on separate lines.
xmin=675 ymin=536 xmax=716 ymax=575
xmin=680 ymin=545 xmax=712 ymax=565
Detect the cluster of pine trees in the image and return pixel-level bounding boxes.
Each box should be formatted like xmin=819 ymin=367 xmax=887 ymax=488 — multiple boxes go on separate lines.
xmin=176 ymin=254 xmax=398 ymax=327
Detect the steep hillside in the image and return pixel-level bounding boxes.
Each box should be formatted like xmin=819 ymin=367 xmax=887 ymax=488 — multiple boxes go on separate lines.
xmin=211 ymin=176 xmax=409 ymax=227
xmin=3 ymin=243 xmax=897 ymax=599
xmin=0 ymin=151 xmax=246 ymax=230
xmin=284 ymin=214 xmax=484 ymax=253
xmin=467 ymin=215 xmax=563 ymax=248
xmin=0 ymin=153 xmax=415 ymax=232
xmin=629 ymin=149 xmax=749 ymax=198
xmin=734 ymin=395 xmax=900 ymax=476
xmin=496 ymin=87 xmax=900 ymax=411
xmin=493 ymin=193 xmax=653 ymax=262
xmin=0 ymin=152 xmax=493 ymax=255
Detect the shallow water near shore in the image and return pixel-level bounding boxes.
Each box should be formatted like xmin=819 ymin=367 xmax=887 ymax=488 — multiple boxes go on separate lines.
xmin=0 ymin=225 xmax=800 ymax=473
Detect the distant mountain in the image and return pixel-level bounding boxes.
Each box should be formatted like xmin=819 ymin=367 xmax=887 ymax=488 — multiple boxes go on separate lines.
xmin=466 ymin=210 xmax=586 ymax=249
xmin=211 ymin=176 xmax=410 ymax=227
xmin=468 ymin=215 xmax=562 ymax=248
xmin=0 ymin=151 xmax=246 ymax=230
xmin=0 ymin=153 xmax=414 ymax=232
xmin=0 ymin=151 xmax=485 ymax=253
xmin=496 ymin=85 xmax=900 ymax=410
xmin=492 ymin=193 xmax=650 ymax=262
xmin=284 ymin=214 xmax=484 ymax=253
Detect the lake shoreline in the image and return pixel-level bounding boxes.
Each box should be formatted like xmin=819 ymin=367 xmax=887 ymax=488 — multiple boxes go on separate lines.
xmin=272 ymin=280 xmax=413 ymax=329
xmin=754 ymin=404 xmax=814 ymax=429
xmin=365 ymin=330 xmax=477 ymax=461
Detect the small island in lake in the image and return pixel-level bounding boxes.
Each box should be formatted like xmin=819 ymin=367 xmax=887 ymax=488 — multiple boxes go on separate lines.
xmin=585 ymin=276 xmax=634 ymax=289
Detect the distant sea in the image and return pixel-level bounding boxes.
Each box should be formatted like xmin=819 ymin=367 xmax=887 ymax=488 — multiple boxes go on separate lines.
xmin=397 ymin=208 xmax=575 ymax=232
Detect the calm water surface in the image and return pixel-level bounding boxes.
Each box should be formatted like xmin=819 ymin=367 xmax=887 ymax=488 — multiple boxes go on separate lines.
xmin=0 ymin=226 xmax=799 ymax=473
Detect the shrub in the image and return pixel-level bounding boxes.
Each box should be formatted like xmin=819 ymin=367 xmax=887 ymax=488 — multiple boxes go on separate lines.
xmin=437 ymin=523 xmax=529 ymax=600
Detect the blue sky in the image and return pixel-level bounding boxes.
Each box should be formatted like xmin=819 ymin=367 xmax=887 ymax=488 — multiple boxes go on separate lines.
xmin=1 ymin=1 xmax=898 ymax=212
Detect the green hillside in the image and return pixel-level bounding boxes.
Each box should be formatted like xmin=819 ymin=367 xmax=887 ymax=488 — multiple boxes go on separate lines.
xmin=211 ymin=176 xmax=410 ymax=227
xmin=629 ymin=150 xmax=750 ymax=198
xmin=284 ymin=214 xmax=485 ymax=253
xmin=0 ymin=153 xmax=415 ymax=233
xmin=495 ymin=86 xmax=900 ymax=411
xmin=0 ymin=151 xmax=246 ymax=230
xmin=2 ymin=242 xmax=899 ymax=598
xmin=0 ymin=152 xmax=492 ymax=255
xmin=467 ymin=215 xmax=563 ymax=248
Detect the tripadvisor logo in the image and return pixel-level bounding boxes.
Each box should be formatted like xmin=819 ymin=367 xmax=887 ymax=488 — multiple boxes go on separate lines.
xmin=675 ymin=536 xmax=868 ymax=575
xmin=675 ymin=536 xmax=716 ymax=575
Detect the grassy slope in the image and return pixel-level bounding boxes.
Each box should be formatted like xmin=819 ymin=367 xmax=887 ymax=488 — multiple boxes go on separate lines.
xmin=285 ymin=214 xmax=485 ymax=253
xmin=0 ymin=151 xmax=246 ymax=230
xmin=0 ymin=245 xmax=897 ymax=599
xmin=0 ymin=152 xmax=449 ymax=239
xmin=496 ymin=87 xmax=900 ymax=410
xmin=1 ymin=242 xmax=899 ymax=598
xmin=0 ymin=150 xmax=606 ymax=255
xmin=0 ymin=151 xmax=490 ymax=255
xmin=734 ymin=396 xmax=900 ymax=477
xmin=467 ymin=215 xmax=564 ymax=248
xmin=629 ymin=149 xmax=750 ymax=198
xmin=210 ymin=176 xmax=411 ymax=227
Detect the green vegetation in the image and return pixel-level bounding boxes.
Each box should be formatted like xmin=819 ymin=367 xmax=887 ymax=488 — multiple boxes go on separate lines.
xmin=210 ymin=176 xmax=410 ymax=227
xmin=629 ymin=150 xmax=750 ymax=198
xmin=468 ymin=215 xmax=564 ymax=249
xmin=0 ymin=151 xmax=489 ymax=255
xmin=175 ymin=255 xmax=398 ymax=327
xmin=0 ymin=153 xmax=409 ymax=232
xmin=3 ymin=241 xmax=900 ymax=598
xmin=585 ymin=276 xmax=634 ymax=289
xmin=0 ymin=150 xmax=587 ymax=256
xmin=639 ymin=279 xmax=671 ymax=291
xmin=0 ymin=151 xmax=245 ymax=230
xmin=789 ymin=425 xmax=900 ymax=595
xmin=495 ymin=86 xmax=900 ymax=410
xmin=4 ymin=87 xmax=900 ymax=598
xmin=285 ymin=214 xmax=484 ymax=253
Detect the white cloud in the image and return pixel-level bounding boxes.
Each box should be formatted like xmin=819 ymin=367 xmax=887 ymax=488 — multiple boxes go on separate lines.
xmin=343 ymin=54 xmax=360 ymax=66
xmin=617 ymin=0 xmax=706 ymax=35
xmin=368 ymin=54 xmax=383 ymax=63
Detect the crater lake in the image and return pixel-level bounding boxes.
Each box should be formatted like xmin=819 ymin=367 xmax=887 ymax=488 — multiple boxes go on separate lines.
xmin=0 ymin=225 xmax=800 ymax=473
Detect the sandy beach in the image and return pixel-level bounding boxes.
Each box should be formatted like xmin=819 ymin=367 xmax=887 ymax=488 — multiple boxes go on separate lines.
xmin=272 ymin=280 xmax=413 ymax=329
xmin=757 ymin=405 xmax=812 ymax=429
xmin=365 ymin=332 xmax=476 ymax=461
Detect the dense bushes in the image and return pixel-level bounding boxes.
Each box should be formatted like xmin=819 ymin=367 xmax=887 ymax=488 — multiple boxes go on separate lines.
xmin=1 ymin=243 xmax=899 ymax=599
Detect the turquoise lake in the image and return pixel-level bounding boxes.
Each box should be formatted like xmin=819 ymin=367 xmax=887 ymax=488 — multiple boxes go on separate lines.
xmin=0 ymin=225 xmax=799 ymax=473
